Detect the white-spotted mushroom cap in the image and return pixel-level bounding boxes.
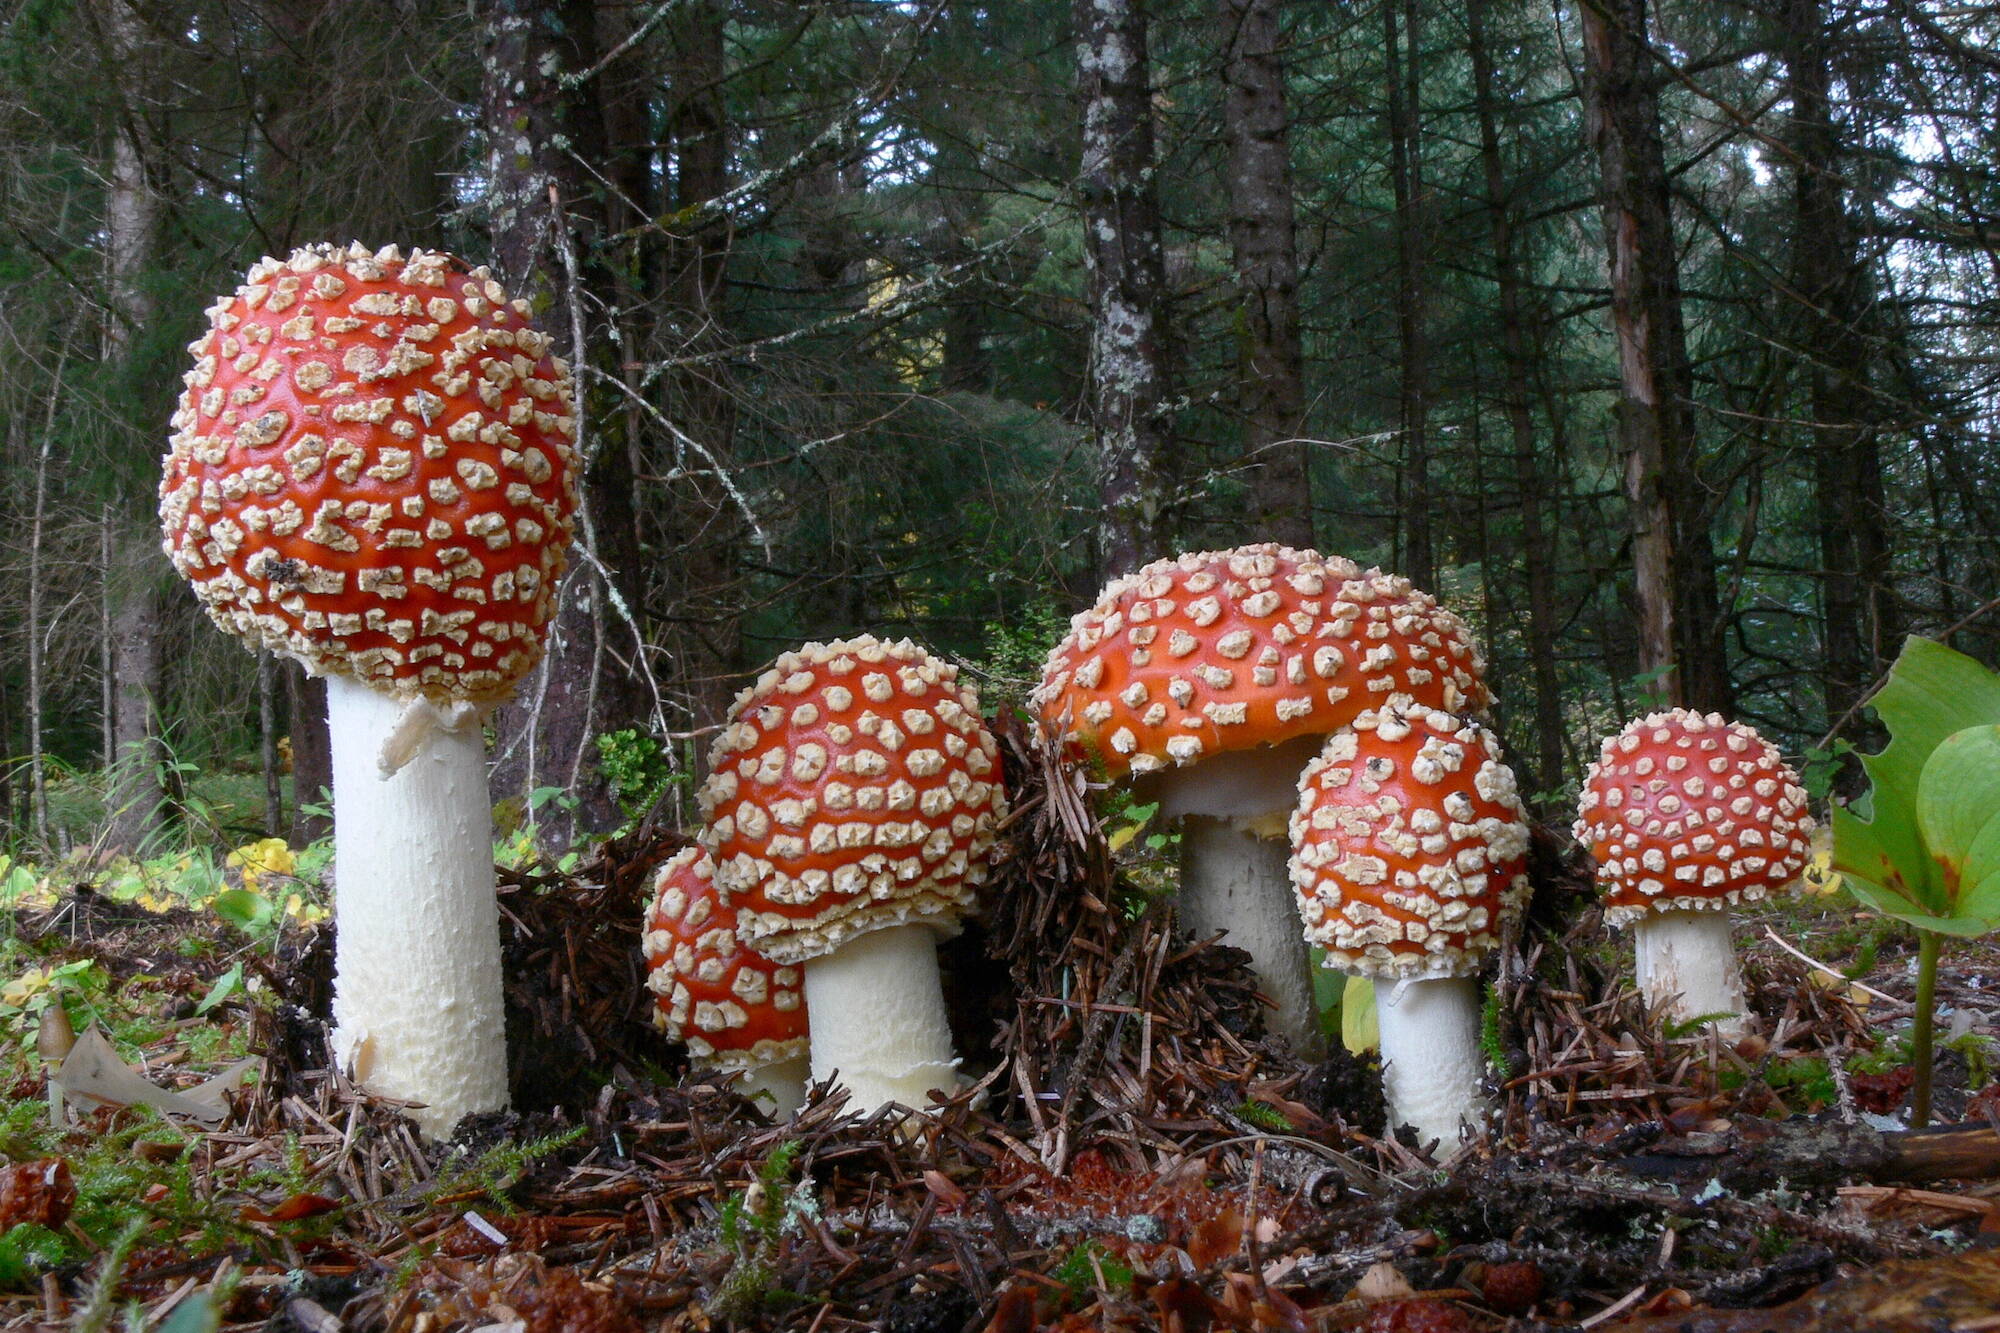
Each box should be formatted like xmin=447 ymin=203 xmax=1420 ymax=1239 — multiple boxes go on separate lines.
xmin=1030 ymin=544 xmax=1489 ymax=779
xmin=1289 ymin=706 xmax=1531 ymax=979
xmin=643 ymin=846 xmax=808 ymax=1071
xmin=159 ymin=242 xmax=578 ymax=705
xmin=698 ymin=637 xmax=1006 ymax=967
xmin=1574 ymin=710 xmax=1814 ymax=927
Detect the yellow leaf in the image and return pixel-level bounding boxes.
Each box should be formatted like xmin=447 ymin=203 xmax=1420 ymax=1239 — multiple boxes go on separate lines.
xmin=1107 ymin=823 xmax=1140 ymax=853
xmin=227 ymin=837 xmax=295 ymax=877
xmin=2 ymin=968 xmax=50 ymax=1007
xmin=1340 ymin=973 xmax=1379 ymax=1054
xmin=1802 ymin=824 xmax=1842 ymax=895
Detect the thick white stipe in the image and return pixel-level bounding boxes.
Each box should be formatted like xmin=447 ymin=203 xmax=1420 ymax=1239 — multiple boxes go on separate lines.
xmin=1633 ymin=908 xmax=1747 ymax=1032
xmin=803 ymin=923 xmax=959 ymax=1116
xmin=327 ymin=675 xmax=509 ymax=1138
xmin=1377 ymin=974 xmax=1487 ymax=1157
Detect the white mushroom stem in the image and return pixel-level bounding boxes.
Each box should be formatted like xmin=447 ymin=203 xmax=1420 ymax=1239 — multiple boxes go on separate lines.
xmin=1376 ymin=974 xmax=1487 ymax=1156
xmin=1148 ymin=736 xmax=1325 ymax=1057
xmin=1178 ymin=819 xmax=1322 ymax=1054
xmin=326 ymin=675 xmax=509 ymax=1138
xmin=1631 ymin=909 xmax=1747 ymax=1032
xmin=802 ymin=922 xmax=958 ymax=1115
xmin=723 ymin=1054 xmax=810 ymax=1119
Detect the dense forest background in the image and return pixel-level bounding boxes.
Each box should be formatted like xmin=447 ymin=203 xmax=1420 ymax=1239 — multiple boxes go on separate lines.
xmin=2 ymin=0 xmax=1996 ymax=856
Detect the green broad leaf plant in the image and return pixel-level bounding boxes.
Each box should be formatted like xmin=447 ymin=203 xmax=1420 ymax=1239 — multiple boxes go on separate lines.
xmin=1832 ymin=635 xmax=2000 ymax=1125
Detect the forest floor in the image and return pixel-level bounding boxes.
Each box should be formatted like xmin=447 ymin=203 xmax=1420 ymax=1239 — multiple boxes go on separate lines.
xmin=1 ymin=726 xmax=1997 ymax=1332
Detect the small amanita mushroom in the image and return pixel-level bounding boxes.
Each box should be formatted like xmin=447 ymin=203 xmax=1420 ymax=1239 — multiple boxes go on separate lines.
xmin=160 ymin=242 xmax=577 ymax=1137
xmin=643 ymin=846 xmax=809 ymax=1116
xmin=1032 ymin=544 xmax=1488 ymax=1053
xmin=1290 ymin=705 xmax=1530 ymax=1152
xmin=1574 ymin=710 xmax=1813 ymax=1031
xmin=700 ymin=637 xmax=1005 ymax=1115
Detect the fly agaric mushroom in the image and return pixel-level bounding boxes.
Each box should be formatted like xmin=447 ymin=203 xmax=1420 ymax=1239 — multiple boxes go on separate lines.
xmin=160 ymin=242 xmax=577 ymax=1137
xmin=644 ymin=846 xmax=809 ymax=1116
xmin=1290 ymin=705 xmax=1530 ymax=1152
xmin=1574 ymin=710 xmax=1813 ymax=1031
xmin=1032 ymin=544 xmax=1488 ymax=1053
xmin=700 ymin=637 xmax=1005 ymax=1115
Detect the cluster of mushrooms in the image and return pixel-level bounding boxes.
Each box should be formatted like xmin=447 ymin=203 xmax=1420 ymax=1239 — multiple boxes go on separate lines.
xmin=157 ymin=245 xmax=1816 ymax=1150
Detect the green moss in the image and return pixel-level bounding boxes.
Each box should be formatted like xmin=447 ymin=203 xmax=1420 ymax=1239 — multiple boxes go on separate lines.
xmin=1232 ymin=1100 xmax=1292 ymax=1132
xmin=1054 ymin=1240 xmax=1134 ymax=1295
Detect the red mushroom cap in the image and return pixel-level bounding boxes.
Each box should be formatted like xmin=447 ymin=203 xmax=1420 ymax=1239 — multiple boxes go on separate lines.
xmin=698 ymin=637 xmax=1006 ymax=966
xmin=1031 ymin=545 xmax=1488 ymax=779
xmin=643 ymin=846 xmax=808 ymax=1070
xmin=1574 ymin=709 xmax=1814 ymax=926
xmin=159 ymin=242 xmax=578 ymax=704
xmin=1289 ymin=706 xmax=1530 ymax=978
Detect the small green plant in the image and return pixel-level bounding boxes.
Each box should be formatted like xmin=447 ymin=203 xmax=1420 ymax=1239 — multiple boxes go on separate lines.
xmin=1479 ymin=985 xmax=1510 ymax=1075
xmin=709 ymin=1139 xmax=816 ymax=1318
xmin=1831 ymin=636 xmax=2000 ymax=1126
xmin=1232 ymin=1099 xmax=1292 ymax=1133
xmin=594 ymin=728 xmax=682 ymax=817
xmin=1761 ymin=1056 xmax=1836 ymax=1109
xmin=428 ymin=1124 xmax=589 ymax=1214
xmin=1053 ymin=1240 xmax=1135 ymax=1296
xmin=973 ymin=601 xmax=1070 ymax=714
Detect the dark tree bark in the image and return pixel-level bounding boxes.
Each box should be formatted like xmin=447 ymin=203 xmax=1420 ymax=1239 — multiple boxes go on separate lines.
xmin=1577 ymin=0 xmax=1729 ymax=713
xmin=1469 ymin=0 xmax=1566 ymax=793
xmin=1384 ymin=0 xmax=1434 ymax=590
xmin=477 ymin=0 xmax=651 ymax=846
xmin=95 ymin=0 xmax=168 ymax=854
xmin=934 ymin=4 xmax=995 ymax=397
xmin=1218 ymin=0 xmax=1311 ymax=550
xmin=286 ymin=662 xmax=332 ymax=845
xmin=659 ymin=0 xmax=746 ymax=754
xmin=1075 ymin=0 xmax=1172 ymax=581
xmin=1780 ymin=0 xmax=1898 ymax=749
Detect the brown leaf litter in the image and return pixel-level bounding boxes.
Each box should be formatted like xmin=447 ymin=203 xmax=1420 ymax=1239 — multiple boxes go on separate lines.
xmin=1 ymin=714 xmax=1997 ymax=1330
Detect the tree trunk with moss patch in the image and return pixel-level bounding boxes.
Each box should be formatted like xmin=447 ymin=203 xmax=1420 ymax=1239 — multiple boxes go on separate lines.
xmin=1075 ymin=0 xmax=1172 ymax=582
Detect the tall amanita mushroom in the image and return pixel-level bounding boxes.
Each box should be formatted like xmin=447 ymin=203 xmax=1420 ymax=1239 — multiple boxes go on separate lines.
xmin=700 ymin=637 xmax=1005 ymax=1115
xmin=1574 ymin=710 xmax=1813 ymax=1031
xmin=1290 ymin=705 xmax=1530 ymax=1152
xmin=1032 ymin=544 xmax=1488 ymax=1053
xmin=643 ymin=846 xmax=809 ymax=1116
xmin=160 ymin=242 xmax=577 ymax=1137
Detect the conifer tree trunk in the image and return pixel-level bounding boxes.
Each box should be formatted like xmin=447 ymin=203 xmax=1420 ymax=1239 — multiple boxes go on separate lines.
xmin=1219 ymin=0 xmax=1311 ymax=550
xmin=1577 ymin=0 xmax=1729 ymax=713
xmin=478 ymin=0 xmax=650 ymax=845
xmin=661 ymin=0 xmax=745 ymax=753
xmin=1385 ymin=0 xmax=1434 ymax=589
xmin=96 ymin=0 xmax=169 ymax=854
xmin=1075 ymin=0 xmax=1172 ymax=580
xmin=1469 ymin=0 xmax=1566 ymax=792
xmin=286 ymin=664 xmax=332 ymax=844
xmin=1781 ymin=0 xmax=1897 ymax=748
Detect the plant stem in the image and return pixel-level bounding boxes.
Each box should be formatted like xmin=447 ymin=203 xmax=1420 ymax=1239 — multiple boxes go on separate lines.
xmin=1911 ymin=928 xmax=1942 ymax=1128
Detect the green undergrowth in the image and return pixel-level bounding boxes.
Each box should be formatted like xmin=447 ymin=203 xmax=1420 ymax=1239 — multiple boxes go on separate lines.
xmin=708 ymin=1139 xmax=818 ymax=1319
